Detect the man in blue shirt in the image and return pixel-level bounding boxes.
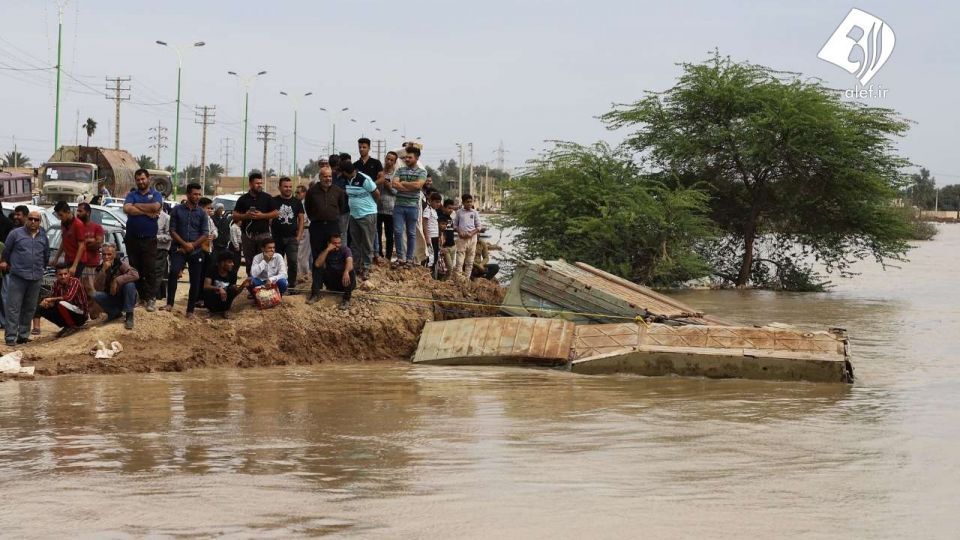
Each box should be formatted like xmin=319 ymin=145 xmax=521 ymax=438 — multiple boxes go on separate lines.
xmin=162 ymin=183 xmax=209 ymax=318
xmin=0 ymin=210 xmax=49 ymax=345
xmin=339 ymin=159 xmax=379 ymax=277
xmin=123 ymin=168 xmax=164 ymax=312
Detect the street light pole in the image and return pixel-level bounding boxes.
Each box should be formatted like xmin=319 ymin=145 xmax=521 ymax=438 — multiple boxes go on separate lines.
xmin=280 ymin=91 xmax=312 ymax=178
xmin=157 ymin=40 xmax=205 ymax=193
xmin=53 ymin=0 xmax=69 ymax=154
xmin=229 ymin=70 xmax=267 ymax=178
xmin=320 ymin=107 xmax=349 ymax=154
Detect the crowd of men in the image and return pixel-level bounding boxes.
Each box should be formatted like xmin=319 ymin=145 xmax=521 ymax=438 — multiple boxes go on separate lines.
xmin=0 ymin=140 xmax=498 ymax=347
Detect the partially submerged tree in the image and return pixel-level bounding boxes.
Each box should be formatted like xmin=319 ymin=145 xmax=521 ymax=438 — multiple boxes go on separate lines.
xmin=502 ymin=142 xmax=714 ymax=286
xmin=603 ymin=52 xmax=913 ymax=288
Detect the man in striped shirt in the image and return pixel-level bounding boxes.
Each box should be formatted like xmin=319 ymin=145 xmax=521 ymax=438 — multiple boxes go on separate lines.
xmin=38 ymin=263 xmax=89 ymax=338
xmin=391 ymin=146 xmax=428 ymax=265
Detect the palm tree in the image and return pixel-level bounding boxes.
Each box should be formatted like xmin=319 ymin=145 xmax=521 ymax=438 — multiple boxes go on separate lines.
xmin=2 ymin=151 xmax=31 ymax=167
xmin=137 ymin=154 xmax=157 ymax=169
xmin=83 ymin=118 xmax=97 ymax=147
xmin=205 ymin=163 xmax=224 ymax=179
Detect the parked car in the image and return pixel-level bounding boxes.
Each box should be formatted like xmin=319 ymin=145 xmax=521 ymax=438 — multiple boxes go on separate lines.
xmin=44 ymin=202 xmax=127 ymax=230
xmin=212 ymin=194 xmax=241 ymax=214
xmin=46 ymin=221 xmax=128 ymax=261
xmin=1 ymin=202 xmax=54 ymax=229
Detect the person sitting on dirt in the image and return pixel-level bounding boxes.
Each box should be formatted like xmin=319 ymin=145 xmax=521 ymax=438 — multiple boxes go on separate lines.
xmin=249 ymin=238 xmax=288 ymax=296
xmin=38 ymin=263 xmax=89 ymax=338
xmin=471 ymin=239 xmax=501 ymax=281
xmin=92 ymin=243 xmax=139 ymax=330
xmin=313 ymin=233 xmax=355 ymax=310
xmin=202 ymin=251 xmax=250 ymax=319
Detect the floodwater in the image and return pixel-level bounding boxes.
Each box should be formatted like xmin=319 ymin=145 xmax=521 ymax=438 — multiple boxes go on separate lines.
xmin=1 ymin=227 xmax=959 ymax=539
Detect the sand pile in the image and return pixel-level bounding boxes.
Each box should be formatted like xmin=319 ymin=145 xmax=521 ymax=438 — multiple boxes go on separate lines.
xmin=16 ymin=263 xmax=505 ymax=377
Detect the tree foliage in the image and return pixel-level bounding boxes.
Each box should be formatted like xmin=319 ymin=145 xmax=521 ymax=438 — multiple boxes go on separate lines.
xmin=502 ymin=142 xmax=714 ymax=286
xmin=83 ymin=118 xmax=97 ymax=146
xmin=902 ymin=168 xmax=937 ymax=209
xmin=136 ymin=154 xmax=157 ymax=169
xmin=937 ymin=185 xmax=960 ymax=211
xmin=602 ymin=52 xmax=914 ymax=287
xmin=2 ymin=151 xmax=31 ymax=167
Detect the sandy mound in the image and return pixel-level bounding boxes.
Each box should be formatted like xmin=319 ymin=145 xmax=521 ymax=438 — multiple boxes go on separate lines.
xmin=16 ymin=263 xmax=505 ymax=377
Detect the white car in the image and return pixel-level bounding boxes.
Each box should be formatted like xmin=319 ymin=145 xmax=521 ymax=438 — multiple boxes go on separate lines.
xmin=212 ymin=194 xmax=242 ymax=214
xmin=45 ymin=203 xmax=127 ymax=230
xmin=1 ymin=202 xmax=54 ymax=229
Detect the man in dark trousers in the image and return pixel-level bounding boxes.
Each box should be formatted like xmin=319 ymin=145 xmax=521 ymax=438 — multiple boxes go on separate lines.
xmin=272 ymin=176 xmax=305 ymax=290
xmin=313 ymin=233 xmax=356 ymax=310
xmin=163 ymin=183 xmax=208 ymax=318
xmin=123 ymin=168 xmax=163 ymax=312
xmin=303 ymin=166 xmax=347 ymax=304
xmin=233 ymin=172 xmax=278 ymax=277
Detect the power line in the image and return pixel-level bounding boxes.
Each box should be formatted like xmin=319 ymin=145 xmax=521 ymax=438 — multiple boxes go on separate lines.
xmin=256 ymin=125 xmax=275 ymax=176
xmin=195 ymin=106 xmax=216 ymax=191
xmin=148 ymin=122 xmax=168 ymax=168
xmin=105 ymin=76 xmax=131 ymax=150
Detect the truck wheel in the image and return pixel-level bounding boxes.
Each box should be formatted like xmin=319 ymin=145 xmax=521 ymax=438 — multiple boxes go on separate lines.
xmin=151 ymin=176 xmax=173 ymax=197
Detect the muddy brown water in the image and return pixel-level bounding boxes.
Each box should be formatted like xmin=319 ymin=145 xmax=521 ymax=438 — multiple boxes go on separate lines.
xmin=1 ymin=226 xmax=959 ymax=538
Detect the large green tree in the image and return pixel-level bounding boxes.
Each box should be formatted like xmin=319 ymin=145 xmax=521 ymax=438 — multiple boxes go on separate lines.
xmin=602 ymin=53 xmax=913 ymax=287
xmin=902 ymin=168 xmax=937 ymax=210
xmin=502 ymin=142 xmax=714 ymax=286
xmin=938 ymin=185 xmax=960 ymax=211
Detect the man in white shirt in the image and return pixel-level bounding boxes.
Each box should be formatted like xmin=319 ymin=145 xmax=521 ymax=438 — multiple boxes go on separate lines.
xmin=155 ymin=208 xmax=172 ymax=301
xmin=248 ymin=238 xmax=288 ymax=295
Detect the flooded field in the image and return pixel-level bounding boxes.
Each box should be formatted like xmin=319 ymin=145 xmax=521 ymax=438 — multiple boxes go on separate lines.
xmin=1 ymin=226 xmax=958 ymax=538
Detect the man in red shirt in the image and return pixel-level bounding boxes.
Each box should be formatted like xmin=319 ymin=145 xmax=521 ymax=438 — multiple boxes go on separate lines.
xmin=51 ymin=201 xmax=87 ymax=277
xmin=38 ymin=263 xmax=89 ymax=338
xmin=76 ymin=202 xmax=105 ymax=306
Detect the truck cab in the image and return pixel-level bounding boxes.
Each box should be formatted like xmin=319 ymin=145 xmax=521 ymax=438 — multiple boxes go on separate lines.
xmin=40 ymin=161 xmax=99 ymax=204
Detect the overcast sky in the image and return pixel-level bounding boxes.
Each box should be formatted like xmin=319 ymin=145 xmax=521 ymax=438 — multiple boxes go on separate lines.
xmin=1 ymin=0 xmax=957 ymax=184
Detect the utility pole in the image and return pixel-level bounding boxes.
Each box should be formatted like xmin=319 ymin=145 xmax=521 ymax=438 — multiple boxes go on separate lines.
xmin=456 ymin=143 xmax=464 ymax=199
xmin=374 ymin=139 xmax=385 ymax=161
xmin=148 ymin=122 xmax=168 ymax=168
xmin=12 ymin=136 xmax=17 ymax=167
xmin=220 ymin=137 xmax=232 ymax=177
xmin=195 ymin=106 xmax=216 ymax=193
xmin=468 ymin=142 xmax=475 ymax=199
xmin=53 ymin=0 xmax=69 ymax=153
xmin=104 ymin=76 xmax=131 ymax=150
xmin=277 ymin=142 xmax=288 ymax=176
xmin=257 ymin=125 xmax=276 ymax=177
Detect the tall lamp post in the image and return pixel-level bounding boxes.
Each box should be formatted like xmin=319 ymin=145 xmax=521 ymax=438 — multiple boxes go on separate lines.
xmin=52 ymin=0 xmax=70 ymax=154
xmin=156 ymin=40 xmax=205 ymax=192
xmin=280 ymin=90 xmax=312 ymax=178
xmin=228 ymin=70 xmax=268 ymax=179
xmin=319 ymin=107 xmax=349 ymax=154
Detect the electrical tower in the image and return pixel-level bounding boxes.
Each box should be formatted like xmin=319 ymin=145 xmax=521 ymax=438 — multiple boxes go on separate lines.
xmin=195 ymin=106 xmax=216 ymax=192
xmin=220 ymin=137 xmax=233 ymax=177
xmin=257 ymin=125 xmax=276 ymax=177
xmin=104 ymin=76 xmax=131 ymax=150
xmin=148 ymin=122 xmax=168 ymax=168
xmin=373 ymin=139 xmax=386 ymax=161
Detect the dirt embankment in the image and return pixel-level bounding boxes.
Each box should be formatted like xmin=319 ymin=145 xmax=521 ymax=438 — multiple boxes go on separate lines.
xmin=11 ymin=264 xmax=504 ymax=377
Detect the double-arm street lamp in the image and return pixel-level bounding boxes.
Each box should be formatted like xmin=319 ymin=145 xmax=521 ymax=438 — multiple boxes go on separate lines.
xmin=228 ymin=70 xmax=268 ymax=178
xmin=156 ymin=40 xmax=205 ymax=190
xmin=280 ymin=91 xmax=313 ymax=177
xmin=319 ymin=107 xmax=349 ymax=154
